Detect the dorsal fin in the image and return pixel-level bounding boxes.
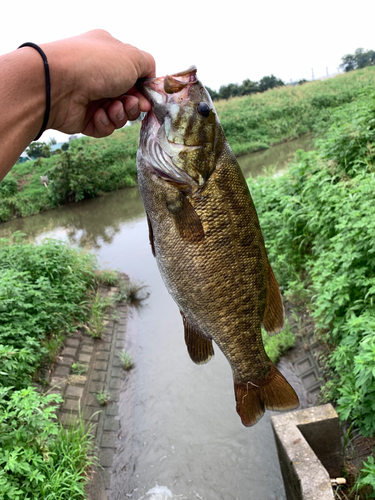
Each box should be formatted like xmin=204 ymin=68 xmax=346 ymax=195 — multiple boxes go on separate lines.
xmin=261 ymin=261 xmax=284 ymax=335
xmin=181 ymin=312 xmax=214 ymax=364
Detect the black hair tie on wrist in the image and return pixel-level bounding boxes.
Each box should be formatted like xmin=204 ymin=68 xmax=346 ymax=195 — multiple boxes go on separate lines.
xmin=18 ymin=42 xmax=51 ymax=141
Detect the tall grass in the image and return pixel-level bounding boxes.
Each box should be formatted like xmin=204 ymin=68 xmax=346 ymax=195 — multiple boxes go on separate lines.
xmin=247 ymin=89 xmax=375 ymax=496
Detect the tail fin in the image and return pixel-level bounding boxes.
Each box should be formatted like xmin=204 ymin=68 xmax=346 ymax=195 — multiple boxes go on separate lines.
xmin=234 ymin=365 xmax=299 ymax=427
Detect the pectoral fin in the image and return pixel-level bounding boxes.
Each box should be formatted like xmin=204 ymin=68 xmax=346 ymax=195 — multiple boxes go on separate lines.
xmin=166 ymin=192 xmax=204 ymax=243
xmin=261 ymin=261 xmax=285 ymax=335
xmin=181 ymin=312 xmax=214 ymax=364
xmin=146 ymin=214 xmax=156 ymax=257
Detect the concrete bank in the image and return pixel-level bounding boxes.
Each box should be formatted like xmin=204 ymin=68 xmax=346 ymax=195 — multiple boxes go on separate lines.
xmin=48 ymin=285 xmax=130 ymax=499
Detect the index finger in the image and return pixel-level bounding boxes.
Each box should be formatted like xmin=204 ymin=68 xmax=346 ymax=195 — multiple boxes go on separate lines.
xmin=139 ymin=49 xmax=156 ymax=79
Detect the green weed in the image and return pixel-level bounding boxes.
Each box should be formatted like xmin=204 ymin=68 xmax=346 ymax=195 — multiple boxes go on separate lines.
xmin=71 ymin=362 xmax=88 ymax=375
xmin=85 ymin=290 xmax=113 ymax=339
xmin=118 ymin=350 xmax=134 ymax=370
xmin=115 ymin=280 xmax=149 ymax=303
xmin=262 ymin=319 xmax=296 ymax=364
xmin=96 ymin=390 xmax=110 ymax=406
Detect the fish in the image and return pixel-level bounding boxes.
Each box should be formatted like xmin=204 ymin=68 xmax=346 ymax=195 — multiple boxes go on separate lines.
xmin=136 ymin=66 xmax=299 ymax=427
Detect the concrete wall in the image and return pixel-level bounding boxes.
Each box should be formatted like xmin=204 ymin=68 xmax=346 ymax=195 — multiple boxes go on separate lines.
xmin=271 ymin=404 xmax=343 ymax=500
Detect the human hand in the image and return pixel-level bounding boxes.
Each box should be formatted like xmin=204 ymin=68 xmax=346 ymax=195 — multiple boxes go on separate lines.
xmin=40 ymin=29 xmax=156 ymax=137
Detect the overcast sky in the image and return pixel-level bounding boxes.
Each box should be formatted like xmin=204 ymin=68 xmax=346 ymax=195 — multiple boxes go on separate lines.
xmin=2 ymin=0 xmax=374 ymax=143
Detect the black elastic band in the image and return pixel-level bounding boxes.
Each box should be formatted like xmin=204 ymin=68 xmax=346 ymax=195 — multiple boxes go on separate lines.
xmin=18 ymin=42 xmax=51 ymax=141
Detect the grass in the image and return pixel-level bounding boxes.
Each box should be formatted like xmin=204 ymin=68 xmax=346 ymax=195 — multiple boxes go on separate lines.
xmin=115 ymin=279 xmax=149 ymax=303
xmin=96 ymin=390 xmax=111 ymax=406
xmin=262 ymin=319 xmax=296 ymax=364
xmin=71 ymin=362 xmax=89 ymax=375
xmin=85 ymin=290 xmax=113 ymax=339
xmin=37 ymin=415 xmax=97 ymax=499
xmin=118 ymin=350 xmax=133 ymax=370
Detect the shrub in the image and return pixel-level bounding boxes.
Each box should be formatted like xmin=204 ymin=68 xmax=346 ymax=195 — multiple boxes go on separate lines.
xmin=247 ymin=90 xmax=375 ymax=436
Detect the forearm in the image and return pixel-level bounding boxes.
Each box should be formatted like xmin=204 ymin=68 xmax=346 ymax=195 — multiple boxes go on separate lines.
xmin=0 ymin=30 xmax=155 ymax=182
xmin=0 ymin=48 xmax=47 ymax=178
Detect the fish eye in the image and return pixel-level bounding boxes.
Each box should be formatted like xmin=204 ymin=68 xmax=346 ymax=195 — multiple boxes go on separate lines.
xmin=197 ymin=102 xmax=210 ymax=118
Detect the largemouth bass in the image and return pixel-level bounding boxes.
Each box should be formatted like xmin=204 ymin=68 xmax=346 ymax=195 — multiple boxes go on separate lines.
xmin=136 ymin=66 xmax=299 ymax=426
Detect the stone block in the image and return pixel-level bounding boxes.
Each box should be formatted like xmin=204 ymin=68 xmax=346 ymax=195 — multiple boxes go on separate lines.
xmin=54 ymin=365 xmax=71 ymax=377
xmin=106 ymin=404 xmax=119 ymax=416
xmin=103 ymin=417 xmax=120 ymax=432
xmin=62 ymin=346 xmax=78 ymax=357
xmin=84 ymin=407 xmax=102 ymax=422
xmin=82 ymin=336 xmax=95 ymax=345
xmin=100 ymin=468 xmax=112 ymax=490
xmin=97 ymin=343 xmax=111 ymax=352
xmin=66 ymin=385 xmax=84 ymax=398
xmin=50 ymin=377 xmax=67 ymax=391
xmin=115 ymin=340 xmax=126 ymax=349
xmin=109 ymin=378 xmax=122 ymax=390
xmin=96 ymin=351 xmax=110 ymax=361
xmin=64 ymin=398 xmax=81 ymax=412
xmin=271 ymin=404 xmax=342 ymax=500
xmin=89 ymin=381 xmax=104 ymax=394
xmin=99 ymin=449 xmax=115 ymax=467
xmin=112 ymin=357 xmax=123 ymax=367
xmin=81 ymin=344 xmax=94 ymax=354
xmin=57 ymin=356 xmax=74 ymax=367
xmin=94 ymin=361 xmax=108 ymax=371
xmin=66 ymin=338 xmax=80 ymax=348
xmin=101 ymin=335 xmax=113 ymax=343
xmin=111 ymin=367 xmax=123 ymax=379
xmin=79 ymin=353 xmax=92 ymax=364
xmin=92 ymin=371 xmax=106 ymax=382
xmin=101 ymin=431 xmax=117 ymax=449
xmin=109 ymin=390 xmax=120 ymax=402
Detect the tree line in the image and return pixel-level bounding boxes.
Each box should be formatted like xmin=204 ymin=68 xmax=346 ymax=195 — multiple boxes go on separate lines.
xmin=340 ymin=48 xmax=375 ymax=72
xmin=206 ymin=74 xmax=285 ymax=101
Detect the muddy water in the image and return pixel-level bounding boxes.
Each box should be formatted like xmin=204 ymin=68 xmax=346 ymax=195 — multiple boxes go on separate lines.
xmin=0 ymin=137 xmax=314 ymax=500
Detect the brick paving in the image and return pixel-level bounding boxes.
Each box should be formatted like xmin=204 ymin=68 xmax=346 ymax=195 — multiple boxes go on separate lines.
xmin=49 ymin=286 xmax=130 ymax=490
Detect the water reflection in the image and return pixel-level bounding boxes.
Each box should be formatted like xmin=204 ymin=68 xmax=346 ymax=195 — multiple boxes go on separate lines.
xmin=0 ymin=188 xmax=145 ymax=249
xmin=237 ymin=134 xmax=314 ymax=179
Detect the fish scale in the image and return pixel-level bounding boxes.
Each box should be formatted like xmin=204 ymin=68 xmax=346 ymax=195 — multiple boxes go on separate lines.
xmin=137 ymin=66 xmax=299 ymax=426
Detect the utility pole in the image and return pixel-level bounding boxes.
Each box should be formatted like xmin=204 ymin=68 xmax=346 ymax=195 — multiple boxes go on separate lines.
xmin=326 ymin=67 xmax=329 ymax=77
xmin=311 ymin=68 xmax=314 ymax=80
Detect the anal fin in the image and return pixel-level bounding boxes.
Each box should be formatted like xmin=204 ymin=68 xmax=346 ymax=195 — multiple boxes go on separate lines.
xmin=181 ymin=312 xmax=214 ymax=364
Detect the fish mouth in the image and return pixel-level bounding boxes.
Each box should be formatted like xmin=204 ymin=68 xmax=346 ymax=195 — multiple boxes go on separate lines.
xmin=137 ymin=65 xmax=198 ymax=102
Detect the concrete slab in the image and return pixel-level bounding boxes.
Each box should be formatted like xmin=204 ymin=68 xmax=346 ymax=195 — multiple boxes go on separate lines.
xmin=271 ymin=404 xmax=343 ymax=500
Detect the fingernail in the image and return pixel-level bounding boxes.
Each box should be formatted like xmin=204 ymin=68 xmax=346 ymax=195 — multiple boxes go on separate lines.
xmin=100 ymin=111 xmax=110 ymax=126
xmin=129 ymin=103 xmax=139 ymax=117
xmin=117 ymin=107 xmax=125 ymax=121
